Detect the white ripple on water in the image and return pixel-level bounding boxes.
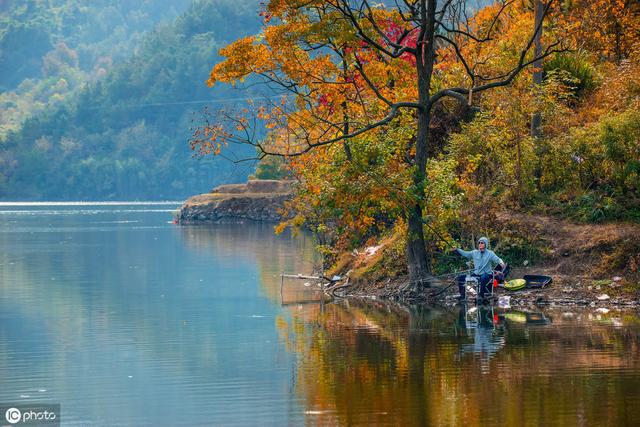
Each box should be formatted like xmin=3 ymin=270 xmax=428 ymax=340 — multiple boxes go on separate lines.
xmin=0 ymin=225 xmax=170 ymax=233
xmin=0 ymin=209 xmax=176 ymax=215
xmin=232 ymin=314 xmax=268 ymax=318
xmin=0 ymin=201 xmax=182 ymax=206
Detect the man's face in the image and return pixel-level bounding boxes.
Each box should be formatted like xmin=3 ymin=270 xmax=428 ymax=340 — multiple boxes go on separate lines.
xmin=478 ymin=241 xmax=486 ymax=251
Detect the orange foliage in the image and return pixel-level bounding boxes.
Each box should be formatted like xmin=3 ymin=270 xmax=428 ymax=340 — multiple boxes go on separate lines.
xmin=557 ymin=0 xmax=640 ymax=62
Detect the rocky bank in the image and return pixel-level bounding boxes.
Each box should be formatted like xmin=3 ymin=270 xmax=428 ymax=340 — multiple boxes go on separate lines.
xmin=176 ymin=179 xmax=294 ymax=223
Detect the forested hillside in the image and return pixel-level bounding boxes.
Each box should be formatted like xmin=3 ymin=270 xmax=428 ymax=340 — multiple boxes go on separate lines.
xmin=0 ymin=0 xmax=192 ymax=136
xmin=0 ymin=0 xmax=260 ymax=200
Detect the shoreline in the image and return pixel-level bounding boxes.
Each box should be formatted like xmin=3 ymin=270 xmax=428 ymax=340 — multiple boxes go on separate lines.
xmin=176 ymin=183 xmax=640 ymax=310
xmin=322 ymin=211 xmax=640 ymax=309
xmin=331 ymin=272 xmax=640 ymax=311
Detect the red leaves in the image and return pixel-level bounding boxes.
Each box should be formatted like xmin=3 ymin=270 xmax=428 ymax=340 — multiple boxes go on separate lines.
xmin=317 ymin=93 xmax=335 ymax=114
xmin=318 ymin=93 xmax=329 ymax=106
xmin=382 ymin=18 xmax=418 ymax=65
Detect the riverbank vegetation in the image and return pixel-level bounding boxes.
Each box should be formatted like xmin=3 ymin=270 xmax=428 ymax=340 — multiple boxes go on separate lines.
xmin=194 ymin=1 xmax=640 ymax=288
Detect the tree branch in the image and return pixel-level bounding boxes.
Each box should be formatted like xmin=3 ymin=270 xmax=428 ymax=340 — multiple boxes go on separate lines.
xmin=220 ymin=100 xmax=421 ymax=160
xmin=436 ymin=1 xmax=513 ymax=43
xmin=431 ymin=0 xmax=563 ymax=104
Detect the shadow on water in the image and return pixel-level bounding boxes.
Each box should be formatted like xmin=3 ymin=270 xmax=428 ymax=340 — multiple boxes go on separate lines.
xmin=277 ymin=298 xmax=640 ymax=426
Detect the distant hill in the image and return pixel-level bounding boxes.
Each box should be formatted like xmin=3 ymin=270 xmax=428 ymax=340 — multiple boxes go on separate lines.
xmin=0 ymin=0 xmax=262 ymax=200
xmin=0 ymin=0 xmax=190 ymax=91
xmin=0 ymin=0 xmax=193 ymax=137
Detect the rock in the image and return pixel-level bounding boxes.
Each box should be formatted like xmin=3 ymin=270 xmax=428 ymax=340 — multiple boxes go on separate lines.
xmin=177 ymin=179 xmax=294 ymax=224
xmin=498 ymin=295 xmax=511 ymax=308
xmin=597 ymin=294 xmax=610 ymax=301
xmin=365 ymin=245 xmax=382 ymax=256
xmin=596 ymin=307 xmax=610 ymax=314
xmin=613 ymin=276 xmax=623 ymax=282
xmin=535 ymin=296 xmax=550 ymax=307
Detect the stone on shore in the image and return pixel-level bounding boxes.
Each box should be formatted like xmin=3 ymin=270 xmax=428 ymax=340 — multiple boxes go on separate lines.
xmin=176 ymin=179 xmax=294 ymax=223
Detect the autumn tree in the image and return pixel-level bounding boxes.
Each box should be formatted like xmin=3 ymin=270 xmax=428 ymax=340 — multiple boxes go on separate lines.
xmin=558 ymin=0 xmax=640 ymax=63
xmin=192 ymin=0 xmax=563 ymax=288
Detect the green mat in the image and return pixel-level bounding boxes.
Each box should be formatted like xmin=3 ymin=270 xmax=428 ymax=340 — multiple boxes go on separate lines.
xmin=504 ymin=278 xmax=526 ymax=291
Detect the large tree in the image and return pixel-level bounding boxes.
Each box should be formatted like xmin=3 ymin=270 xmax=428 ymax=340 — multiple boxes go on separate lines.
xmin=193 ymin=0 xmax=563 ymax=288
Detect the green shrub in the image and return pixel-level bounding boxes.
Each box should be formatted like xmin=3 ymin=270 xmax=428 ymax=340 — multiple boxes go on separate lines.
xmin=252 ymin=155 xmax=291 ymax=180
xmin=600 ymin=109 xmax=640 ymax=195
xmin=544 ymin=51 xmax=598 ymax=97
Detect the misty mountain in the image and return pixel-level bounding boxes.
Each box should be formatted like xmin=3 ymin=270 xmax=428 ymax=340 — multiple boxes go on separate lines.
xmin=1 ymin=0 xmax=262 ymax=200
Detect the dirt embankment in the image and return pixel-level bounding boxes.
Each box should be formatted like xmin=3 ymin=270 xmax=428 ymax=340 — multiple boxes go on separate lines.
xmin=331 ymin=213 xmax=640 ymax=308
xmin=176 ymin=179 xmax=294 ymax=223
xmin=498 ymin=213 xmax=640 ymax=279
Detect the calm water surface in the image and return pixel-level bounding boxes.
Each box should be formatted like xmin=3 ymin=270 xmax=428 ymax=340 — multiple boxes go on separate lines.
xmin=1 ymin=203 xmax=639 ymax=426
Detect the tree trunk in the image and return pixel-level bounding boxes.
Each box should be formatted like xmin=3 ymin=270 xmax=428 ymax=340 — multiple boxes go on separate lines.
xmin=406 ymin=107 xmax=431 ymax=288
xmin=530 ymin=0 xmax=544 ymax=139
xmin=405 ymin=0 xmax=437 ymax=289
xmin=407 ymin=205 xmax=430 ymax=287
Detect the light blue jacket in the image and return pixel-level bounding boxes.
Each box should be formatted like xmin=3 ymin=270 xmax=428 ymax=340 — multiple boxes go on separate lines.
xmin=456 ymin=237 xmax=504 ymax=275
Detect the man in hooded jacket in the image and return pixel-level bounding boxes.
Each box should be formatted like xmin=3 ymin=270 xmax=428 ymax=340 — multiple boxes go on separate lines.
xmin=454 ymin=237 xmax=506 ymax=301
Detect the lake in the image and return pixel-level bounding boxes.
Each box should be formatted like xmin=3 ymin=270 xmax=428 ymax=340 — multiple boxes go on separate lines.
xmin=1 ymin=203 xmax=639 ymax=426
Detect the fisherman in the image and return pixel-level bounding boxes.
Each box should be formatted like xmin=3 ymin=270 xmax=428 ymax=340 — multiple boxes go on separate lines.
xmin=453 ymin=237 xmax=506 ymax=301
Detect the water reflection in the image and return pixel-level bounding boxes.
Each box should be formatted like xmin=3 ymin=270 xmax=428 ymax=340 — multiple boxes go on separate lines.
xmin=178 ymin=223 xmax=321 ymax=303
xmin=2 ymin=205 xmax=639 ymax=426
xmin=279 ymin=300 xmax=640 ymax=426
xmin=0 ymin=208 xmax=322 ymax=426
xmin=457 ymin=305 xmax=506 ymax=372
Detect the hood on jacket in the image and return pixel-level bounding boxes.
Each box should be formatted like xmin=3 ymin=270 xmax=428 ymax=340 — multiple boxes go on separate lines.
xmin=477 ymin=237 xmax=490 ymax=250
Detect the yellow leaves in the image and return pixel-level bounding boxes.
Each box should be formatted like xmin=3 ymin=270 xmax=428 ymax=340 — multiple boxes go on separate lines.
xmin=208 ymin=36 xmax=274 ymax=86
xmin=292 ymin=214 xmax=305 ymax=227
xmin=264 ymin=19 xmax=311 ymax=46
xmin=558 ymin=0 xmax=640 ymax=60
xmin=360 ymin=215 xmax=375 ymax=228
xmin=274 ymin=221 xmax=288 ymax=235
xmin=266 ymin=0 xmax=323 ymax=19
xmin=189 ymin=111 xmax=236 ymax=158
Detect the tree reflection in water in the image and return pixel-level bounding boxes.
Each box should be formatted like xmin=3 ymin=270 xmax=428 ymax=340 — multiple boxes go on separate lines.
xmin=177 ymin=223 xmax=640 ymax=426
xmin=277 ymin=299 xmax=640 ymax=426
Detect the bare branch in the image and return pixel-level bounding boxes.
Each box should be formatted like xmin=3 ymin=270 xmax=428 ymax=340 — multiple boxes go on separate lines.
xmin=436 ymin=1 xmax=513 ymax=43
xmin=432 ymin=41 xmax=567 ymax=105
xmin=435 ymin=34 xmax=475 ymax=82
xmin=431 ymin=0 xmax=562 ymax=103
xmin=211 ymin=99 xmax=420 ymax=161
xmin=431 ymin=89 xmax=468 ymax=105
xmin=352 ymin=54 xmax=394 ymax=106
